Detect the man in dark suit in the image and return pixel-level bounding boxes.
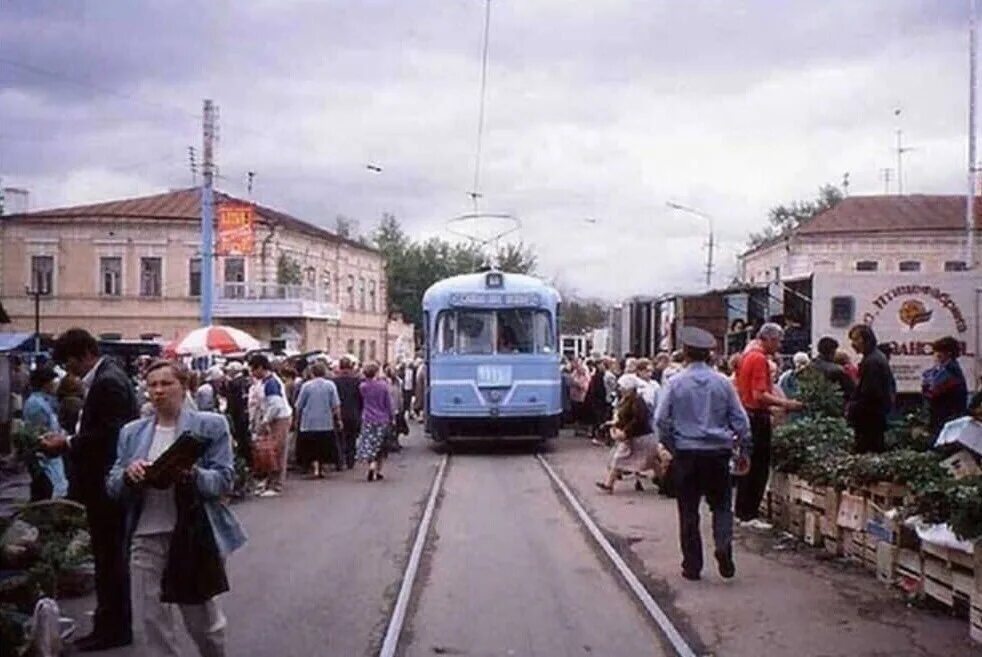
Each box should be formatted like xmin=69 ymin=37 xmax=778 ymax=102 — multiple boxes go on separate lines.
xmin=42 ymin=328 xmax=139 ymax=651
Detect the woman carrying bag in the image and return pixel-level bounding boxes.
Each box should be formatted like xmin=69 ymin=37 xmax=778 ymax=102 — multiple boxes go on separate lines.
xmin=107 ymin=360 xmax=246 ymax=657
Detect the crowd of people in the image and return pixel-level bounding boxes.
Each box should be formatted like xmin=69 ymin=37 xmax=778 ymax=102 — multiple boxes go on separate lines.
xmin=4 ymin=320 xmax=976 ymax=650
xmin=6 ymin=327 xmax=428 ymax=656
xmin=563 ymin=321 xmax=975 ymax=582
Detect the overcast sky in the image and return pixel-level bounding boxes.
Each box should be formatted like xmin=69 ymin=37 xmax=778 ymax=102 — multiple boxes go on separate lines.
xmin=0 ymin=0 xmax=975 ymax=299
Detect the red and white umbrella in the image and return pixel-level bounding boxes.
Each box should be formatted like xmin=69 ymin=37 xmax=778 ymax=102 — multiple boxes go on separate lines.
xmin=164 ymin=325 xmax=262 ymax=357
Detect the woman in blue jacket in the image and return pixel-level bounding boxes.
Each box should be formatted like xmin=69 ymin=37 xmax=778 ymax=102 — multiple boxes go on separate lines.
xmin=107 ymin=359 xmax=246 ymax=657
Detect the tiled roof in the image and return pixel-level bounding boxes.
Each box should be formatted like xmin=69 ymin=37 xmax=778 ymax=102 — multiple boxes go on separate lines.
xmin=5 ymin=187 xmax=377 ymax=253
xmin=797 ymin=194 xmax=982 ymax=235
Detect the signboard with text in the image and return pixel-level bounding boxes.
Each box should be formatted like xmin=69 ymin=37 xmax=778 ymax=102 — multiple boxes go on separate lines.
xmin=216 ymin=202 xmax=255 ymax=256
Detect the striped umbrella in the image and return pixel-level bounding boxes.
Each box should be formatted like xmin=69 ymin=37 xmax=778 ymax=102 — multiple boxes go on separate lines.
xmin=164 ymin=325 xmax=262 ymax=357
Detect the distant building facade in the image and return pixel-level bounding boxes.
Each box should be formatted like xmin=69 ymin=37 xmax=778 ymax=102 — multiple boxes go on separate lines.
xmin=740 ymin=195 xmax=980 ymax=284
xmin=0 ymin=188 xmax=413 ymax=362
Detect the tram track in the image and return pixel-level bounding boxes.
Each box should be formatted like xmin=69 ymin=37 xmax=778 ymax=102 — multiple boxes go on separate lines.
xmin=378 ymin=447 xmax=700 ymax=657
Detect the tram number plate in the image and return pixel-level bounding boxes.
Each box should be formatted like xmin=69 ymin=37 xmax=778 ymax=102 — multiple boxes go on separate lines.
xmin=477 ymin=365 xmax=512 ymax=387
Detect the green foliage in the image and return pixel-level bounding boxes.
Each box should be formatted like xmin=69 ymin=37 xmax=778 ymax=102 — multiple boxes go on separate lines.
xmin=772 ymin=415 xmax=853 ymax=478
xmin=748 ymin=184 xmax=843 ymax=249
xmin=373 ymin=214 xmax=538 ymax=330
xmin=558 ymin=299 xmax=608 ymax=335
xmin=913 ymin=475 xmax=982 ymax=540
xmin=276 ymin=253 xmax=302 ymax=286
xmin=14 ymin=501 xmax=91 ymax=599
xmin=885 ymin=409 xmax=933 ymax=452
xmin=796 ymin=368 xmax=844 ymax=418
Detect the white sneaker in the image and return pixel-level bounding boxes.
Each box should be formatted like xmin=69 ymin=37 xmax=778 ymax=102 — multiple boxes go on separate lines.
xmin=259 ymin=489 xmax=281 ymax=498
xmin=747 ymin=519 xmax=773 ymax=531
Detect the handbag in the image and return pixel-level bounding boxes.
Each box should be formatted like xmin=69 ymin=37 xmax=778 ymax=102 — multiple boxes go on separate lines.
xmin=250 ymin=432 xmax=280 ymax=476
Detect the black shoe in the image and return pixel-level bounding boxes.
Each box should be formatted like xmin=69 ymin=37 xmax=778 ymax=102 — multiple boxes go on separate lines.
xmin=634 ymin=480 xmax=644 ymax=492
xmin=367 ymin=470 xmax=376 ymax=482
xmin=681 ymin=570 xmax=701 ymax=581
xmin=715 ymin=548 xmax=735 ymax=579
xmin=375 ymin=472 xmax=384 ymax=481
xmin=76 ymin=632 xmax=132 ymax=652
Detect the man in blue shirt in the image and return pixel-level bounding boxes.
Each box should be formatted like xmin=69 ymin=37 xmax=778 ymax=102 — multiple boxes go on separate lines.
xmin=655 ymin=327 xmax=751 ymax=581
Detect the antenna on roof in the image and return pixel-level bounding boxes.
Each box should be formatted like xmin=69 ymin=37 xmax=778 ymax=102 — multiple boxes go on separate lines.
xmin=247 ymin=171 xmax=255 ymax=198
xmin=880 ymin=167 xmax=893 ymax=195
xmin=188 ymin=146 xmax=197 ymax=185
xmin=842 ymin=172 xmax=850 ymax=197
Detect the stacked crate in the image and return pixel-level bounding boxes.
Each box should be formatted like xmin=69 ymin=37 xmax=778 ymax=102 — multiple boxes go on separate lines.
xmin=760 ymin=472 xmax=790 ymax=524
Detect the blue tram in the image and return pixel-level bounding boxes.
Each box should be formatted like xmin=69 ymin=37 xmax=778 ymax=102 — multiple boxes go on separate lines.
xmin=422 ymin=270 xmax=563 ymax=442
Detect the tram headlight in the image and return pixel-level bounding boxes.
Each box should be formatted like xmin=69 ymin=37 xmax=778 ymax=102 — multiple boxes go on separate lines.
xmin=488 ymin=390 xmax=502 ymax=403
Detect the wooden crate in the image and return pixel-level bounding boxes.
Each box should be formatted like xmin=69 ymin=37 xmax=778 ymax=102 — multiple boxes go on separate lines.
xmin=865 ymin=499 xmax=901 ymax=546
xmin=896 ymin=547 xmax=922 ymax=578
xmin=786 ymin=503 xmax=807 ymax=538
xmin=971 ymin=592 xmax=982 ymax=644
xmin=876 ymin=542 xmax=898 ymax=584
xmin=923 ymin=553 xmax=955 ymax=607
xmin=804 ymin=510 xmax=822 ymax=546
xmin=824 ymin=535 xmax=842 ymax=557
xmin=837 ymin=492 xmax=866 ymax=531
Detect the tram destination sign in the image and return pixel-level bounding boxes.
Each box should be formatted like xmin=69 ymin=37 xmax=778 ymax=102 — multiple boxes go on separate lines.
xmin=449 ymin=292 xmax=542 ymax=307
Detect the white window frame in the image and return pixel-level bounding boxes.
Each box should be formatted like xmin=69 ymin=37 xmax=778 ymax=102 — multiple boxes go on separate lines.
xmin=29 ymin=254 xmax=56 ymax=296
xmin=139 ymin=256 xmax=164 ymax=298
xmin=189 ymin=257 xmax=203 ymax=298
xmin=99 ymin=256 xmax=123 ymax=297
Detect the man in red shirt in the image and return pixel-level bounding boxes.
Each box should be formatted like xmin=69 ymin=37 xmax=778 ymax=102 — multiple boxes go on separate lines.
xmin=733 ymin=323 xmax=803 ymax=527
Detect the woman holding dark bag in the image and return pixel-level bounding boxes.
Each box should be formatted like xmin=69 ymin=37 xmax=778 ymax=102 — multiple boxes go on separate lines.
xmin=107 ymin=360 xmax=246 ymax=657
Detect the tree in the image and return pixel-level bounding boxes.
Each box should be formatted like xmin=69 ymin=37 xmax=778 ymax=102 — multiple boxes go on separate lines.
xmin=747 ymin=184 xmax=843 ymax=249
xmin=372 ymin=215 xmax=539 ymax=330
xmin=559 ymin=299 xmax=607 ymax=334
xmin=276 ymin=253 xmax=302 ymax=285
xmin=496 ymin=242 xmax=537 ymax=274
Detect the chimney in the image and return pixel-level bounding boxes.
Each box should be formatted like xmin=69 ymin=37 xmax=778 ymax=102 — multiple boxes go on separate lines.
xmin=1 ymin=188 xmax=29 ymax=215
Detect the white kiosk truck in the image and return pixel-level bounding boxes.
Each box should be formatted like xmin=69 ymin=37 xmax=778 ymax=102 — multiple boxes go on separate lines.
xmin=810 ymin=272 xmax=980 ymax=394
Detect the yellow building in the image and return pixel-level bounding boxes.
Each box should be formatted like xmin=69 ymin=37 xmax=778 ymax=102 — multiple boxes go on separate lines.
xmin=0 ymin=188 xmax=414 ymax=362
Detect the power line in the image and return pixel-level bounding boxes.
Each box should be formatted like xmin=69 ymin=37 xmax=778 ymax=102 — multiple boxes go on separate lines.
xmin=0 ymin=56 xmax=202 ymax=125
xmin=470 ymin=0 xmax=493 ymax=211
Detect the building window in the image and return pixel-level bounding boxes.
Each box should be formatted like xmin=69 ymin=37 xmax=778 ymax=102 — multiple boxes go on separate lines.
xmin=855 ymin=260 xmax=878 ymax=272
xmin=347 ymin=275 xmax=355 ymax=310
xmin=898 ymin=260 xmax=921 ymax=272
xmin=358 ymin=339 xmax=366 ymax=363
xmin=100 ymin=257 xmax=122 ymax=296
xmin=140 ymin=257 xmax=162 ymax=297
xmin=321 ymin=270 xmax=332 ymax=301
xmin=30 ymin=255 xmax=54 ymax=295
xmin=830 ymin=296 xmax=855 ymax=328
xmin=369 ymin=340 xmax=377 ymax=361
xmin=305 ymin=266 xmax=316 ymax=289
xmin=326 ymin=337 xmax=332 ymax=354
xmin=346 ymin=338 xmax=355 ymax=355
xmin=224 ymin=257 xmax=245 ymax=298
xmin=945 ymin=260 xmax=968 ymax=272
xmin=189 ymin=258 xmax=202 ymax=297
xmin=359 ymin=277 xmax=366 ymax=311
xmin=369 ymin=280 xmax=377 ymax=312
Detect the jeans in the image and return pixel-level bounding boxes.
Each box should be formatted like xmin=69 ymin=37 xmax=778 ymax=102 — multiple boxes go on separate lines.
xmin=735 ymin=410 xmax=771 ymax=521
xmin=673 ymin=450 xmax=733 ymax=575
xmin=131 ymin=534 xmax=226 ymax=657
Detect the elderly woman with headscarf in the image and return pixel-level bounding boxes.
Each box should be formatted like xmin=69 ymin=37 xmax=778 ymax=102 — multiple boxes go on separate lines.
xmin=595 ymin=373 xmax=670 ymax=493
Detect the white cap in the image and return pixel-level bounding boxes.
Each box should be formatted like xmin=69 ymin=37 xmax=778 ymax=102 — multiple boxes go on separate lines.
xmin=617 ymin=373 xmax=643 ymax=392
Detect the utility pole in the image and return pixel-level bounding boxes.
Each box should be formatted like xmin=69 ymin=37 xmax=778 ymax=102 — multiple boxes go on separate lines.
xmin=666 ymin=201 xmax=715 ymax=288
xmin=201 ymin=100 xmax=217 ymax=327
xmin=968 ymin=0 xmax=978 ymax=270
xmin=881 ymin=168 xmax=893 ymax=194
xmin=26 ymin=269 xmax=46 ymax=355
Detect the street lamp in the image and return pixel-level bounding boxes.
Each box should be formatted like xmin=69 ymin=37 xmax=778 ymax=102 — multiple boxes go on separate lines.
xmin=25 ymin=270 xmax=48 ymax=355
xmin=666 ymin=201 xmax=715 ymax=288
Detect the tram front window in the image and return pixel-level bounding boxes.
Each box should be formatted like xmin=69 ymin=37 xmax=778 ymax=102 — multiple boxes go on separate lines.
xmin=436 ymin=309 xmax=554 ymax=354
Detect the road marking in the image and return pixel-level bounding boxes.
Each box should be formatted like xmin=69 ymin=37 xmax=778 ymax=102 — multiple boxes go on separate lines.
xmin=536 ymin=454 xmax=699 ymax=657
xmin=378 ymin=453 xmax=449 ymax=657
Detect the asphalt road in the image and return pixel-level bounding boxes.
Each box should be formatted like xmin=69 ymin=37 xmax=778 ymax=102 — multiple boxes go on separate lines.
xmin=221 ymin=433 xmax=443 ymax=657
xmin=400 ymin=448 xmax=668 ymax=657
